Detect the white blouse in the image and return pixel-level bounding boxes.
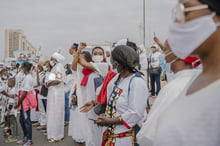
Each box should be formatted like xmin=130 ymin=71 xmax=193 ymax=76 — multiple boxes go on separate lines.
xmin=106 ymin=74 xmax=148 ymax=134
xmin=153 ymin=73 xmax=220 ymax=146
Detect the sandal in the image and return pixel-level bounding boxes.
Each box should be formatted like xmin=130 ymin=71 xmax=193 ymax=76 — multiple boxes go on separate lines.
xmin=48 ymin=139 xmax=56 ymax=143
xmin=55 ymin=138 xmax=64 ymax=142
xmin=5 ymin=137 xmax=18 ymax=143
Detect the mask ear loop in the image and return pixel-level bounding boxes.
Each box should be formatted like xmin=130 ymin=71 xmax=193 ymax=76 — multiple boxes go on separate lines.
xmin=165 ymin=51 xmax=173 ymax=57
xmin=211 ymin=12 xmax=220 ymax=27
xmin=169 ymin=57 xmax=179 ymax=65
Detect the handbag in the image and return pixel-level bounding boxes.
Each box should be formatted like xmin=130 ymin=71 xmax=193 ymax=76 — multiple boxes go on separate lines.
xmin=149 ymin=67 xmax=161 ymax=75
xmin=40 ymin=77 xmax=48 ymax=97
xmin=94 ymin=76 xmax=104 ymax=92
xmin=93 ymin=102 xmax=106 ymax=115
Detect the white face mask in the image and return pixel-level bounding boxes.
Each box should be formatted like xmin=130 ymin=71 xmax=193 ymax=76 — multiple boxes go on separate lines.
xmin=112 ymin=68 xmax=118 ymax=74
xmin=50 ymin=61 xmax=55 ymax=67
xmin=168 ymin=12 xmax=220 ymax=59
xmin=20 ymin=70 xmax=25 ymax=76
xmin=165 ymin=57 xmax=178 ymax=73
xmin=2 ymin=75 xmax=8 ymax=80
xmin=92 ymin=56 xmax=104 ymax=63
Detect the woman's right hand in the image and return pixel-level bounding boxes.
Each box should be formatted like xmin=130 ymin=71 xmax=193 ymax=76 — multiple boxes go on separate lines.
xmin=78 ymin=42 xmax=87 ymax=52
xmin=80 ymin=101 xmax=94 ymax=112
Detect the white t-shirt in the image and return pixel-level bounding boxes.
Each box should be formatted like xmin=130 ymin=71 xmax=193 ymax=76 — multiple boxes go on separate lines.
xmin=63 ymin=73 xmax=75 ymax=92
xmin=7 ymin=87 xmax=17 ymax=116
xmin=150 ymin=52 xmax=161 ymax=68
xmin=153 ymin=73 xmax=220 ymax=146
xmin=20 ymin=74 xmax=34 ymax=92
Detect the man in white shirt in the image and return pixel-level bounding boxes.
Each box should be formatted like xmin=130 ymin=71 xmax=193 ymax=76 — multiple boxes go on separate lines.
xmin=148 ymin=44 xmax=162 ymax=96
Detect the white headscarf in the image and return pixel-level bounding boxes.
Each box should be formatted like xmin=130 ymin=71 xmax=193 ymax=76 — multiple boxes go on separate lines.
xmin=52 ymin=52 xmax=65 ymax=62
xmin=111 ymin=38 xmax=128 ymax=51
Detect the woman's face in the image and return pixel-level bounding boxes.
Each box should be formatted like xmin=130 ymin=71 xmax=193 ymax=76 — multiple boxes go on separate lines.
xmin=92 ymin=48 xmax=105 ymax=63
xmin=46 ymin=63 xmax=51 ymax=72
xmin=92 ymin=48 xmax=104 ymax=56
xmin=174 ymin=0 xmax=220 ymax=57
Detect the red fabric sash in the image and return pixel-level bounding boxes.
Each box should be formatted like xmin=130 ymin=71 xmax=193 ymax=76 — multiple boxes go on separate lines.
xmin=102 ymin=129 xmax=135 ymax=146
xmin=97 ymin=70 xmax=116 ymax=104
xmin=80 ymin=68 xmax=94 ymax=86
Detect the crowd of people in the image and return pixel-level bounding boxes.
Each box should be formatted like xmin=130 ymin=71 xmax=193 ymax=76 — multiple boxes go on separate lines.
xmin=0 ymin=0 xmax=220 ymax=146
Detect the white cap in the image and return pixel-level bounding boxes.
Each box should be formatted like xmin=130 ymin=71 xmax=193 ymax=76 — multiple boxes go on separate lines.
xmin=52 ymin=52 xmax=65 ymax=62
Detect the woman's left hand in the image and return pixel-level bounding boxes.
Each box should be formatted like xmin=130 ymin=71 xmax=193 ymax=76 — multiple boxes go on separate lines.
xmin=96 ymin=114 xmax=112 ymax=127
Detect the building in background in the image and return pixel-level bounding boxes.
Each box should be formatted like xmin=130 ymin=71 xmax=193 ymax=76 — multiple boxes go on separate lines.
xmin=4 ymin=29 xmax=36 ymax=59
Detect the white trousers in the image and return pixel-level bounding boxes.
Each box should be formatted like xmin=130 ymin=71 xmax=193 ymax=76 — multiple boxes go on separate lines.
xmin=38 ymin=95 xmax=47 ymax=125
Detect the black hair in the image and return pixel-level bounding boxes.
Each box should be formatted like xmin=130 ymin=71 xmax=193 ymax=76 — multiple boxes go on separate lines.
xmin=0 ymin=69 xmax=7 ymax=75
xmin=112 ymin=45 xmax=139 ymax=73
xmin=127 ymin=41 xmax=138 ymax=53
xmin=81 ymin=51 xmax=92 ymax=62
xmin=72 ymin=43 xmax=79 ymax=51
xmin=16 ymin=63 xmax=20 ymax=69
xmin=22 ymin=62 xmax=33 ymax=72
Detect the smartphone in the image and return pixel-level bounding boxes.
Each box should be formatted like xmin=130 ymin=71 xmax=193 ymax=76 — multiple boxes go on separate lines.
xmin=88 ymin=118 xmax=97 ymax=123
xmin=153 ymin=32 xmax=156 ymax=37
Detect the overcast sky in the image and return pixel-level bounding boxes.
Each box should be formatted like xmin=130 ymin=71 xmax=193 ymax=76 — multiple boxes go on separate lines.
xmin=0 ymin=0 xmax=177 ymax=63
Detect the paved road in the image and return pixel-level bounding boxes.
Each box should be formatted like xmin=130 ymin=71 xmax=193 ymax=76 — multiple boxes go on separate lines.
xmin=0 ymin=122 xmax=85 ymax=146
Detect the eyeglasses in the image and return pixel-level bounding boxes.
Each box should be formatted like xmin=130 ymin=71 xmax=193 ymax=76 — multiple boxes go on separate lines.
xmin=172 ymin=3 xmax=208 ymax=23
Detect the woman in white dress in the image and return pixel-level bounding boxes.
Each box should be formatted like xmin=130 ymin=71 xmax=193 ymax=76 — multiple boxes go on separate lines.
xmin=72 ymin=43 xmax=109 ymax=146
xmin=96 ymin=45 xmax=148 ymax=146
xmin=45 ymin=52 xmax=65 ymax=142
xmin=153 ymin=0 xmax=220 ymax=146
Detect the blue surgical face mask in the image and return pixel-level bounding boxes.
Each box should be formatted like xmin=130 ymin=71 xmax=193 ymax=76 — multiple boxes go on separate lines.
xmin=165 ymin=57 xmax=178 ymax=73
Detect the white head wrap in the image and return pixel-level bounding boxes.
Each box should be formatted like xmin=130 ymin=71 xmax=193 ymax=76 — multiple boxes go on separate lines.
xmin=111 ymin=38 xmax=128 ymax=51
xmin=52 ymin=52 xmax=65 ymax=62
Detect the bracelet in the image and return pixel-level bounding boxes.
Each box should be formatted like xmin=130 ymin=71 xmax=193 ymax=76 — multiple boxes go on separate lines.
xmin=91 ymin=100 xmax=96 ymax=107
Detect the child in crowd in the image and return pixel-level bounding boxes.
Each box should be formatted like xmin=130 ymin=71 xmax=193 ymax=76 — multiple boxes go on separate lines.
xmin=4 ymin=77 xmax=18 ymax=143
xmin=15 ymin=62 xmax=36 ymax=146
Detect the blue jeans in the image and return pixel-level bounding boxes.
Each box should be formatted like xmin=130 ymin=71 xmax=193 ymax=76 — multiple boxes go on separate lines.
xmin=150 ymin=71 xmax=161 ymax=96
xmin=42 ymin=99 xmax=47 ymax=112
xmin=65 ymin=91 xmax=70 ymax=122
xmin=20 ymin=104 xmax=32 ymax=140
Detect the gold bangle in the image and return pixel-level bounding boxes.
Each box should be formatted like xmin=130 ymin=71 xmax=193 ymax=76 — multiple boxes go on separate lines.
xmin=118 ymin=116 xmax=123 ymax=122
